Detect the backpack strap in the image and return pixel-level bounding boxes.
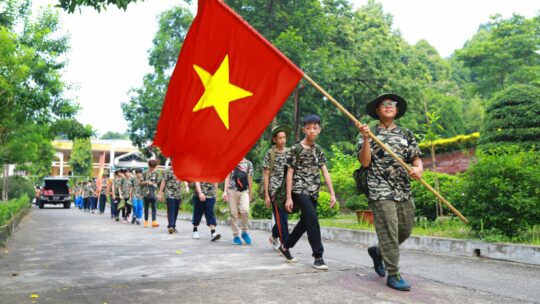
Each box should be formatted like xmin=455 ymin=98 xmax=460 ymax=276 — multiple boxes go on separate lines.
xmin=269 ymin=147 xmax=276 ymax=173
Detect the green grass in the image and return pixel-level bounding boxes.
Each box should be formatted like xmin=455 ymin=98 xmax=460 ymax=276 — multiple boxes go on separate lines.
xmin=318 ymin=213 xmax=540 ymax=245
xmin=0 ymin=195 xmax=31 ymax=227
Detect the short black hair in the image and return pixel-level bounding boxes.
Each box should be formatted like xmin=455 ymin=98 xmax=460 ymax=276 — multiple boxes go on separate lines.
xmin=303 ymin=114 xmax=321 ymax=126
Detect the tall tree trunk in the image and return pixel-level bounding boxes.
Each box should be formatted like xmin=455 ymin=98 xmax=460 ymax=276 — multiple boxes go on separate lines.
xmin=293 ymin=84 xmax=304 ymax=142
xmin=2 ymin=164 xmax=8 ymax=201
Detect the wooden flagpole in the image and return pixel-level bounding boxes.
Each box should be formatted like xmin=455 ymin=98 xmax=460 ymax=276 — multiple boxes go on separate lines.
xmin=302 ymin=73 xmax=468 ymax=224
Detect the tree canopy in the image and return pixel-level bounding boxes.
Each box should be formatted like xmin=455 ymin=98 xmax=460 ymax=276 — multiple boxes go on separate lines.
xmin=1 ymin=0 xmax=88 ymax=199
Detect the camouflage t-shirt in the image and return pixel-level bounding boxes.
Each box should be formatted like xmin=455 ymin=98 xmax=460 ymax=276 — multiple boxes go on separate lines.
xmin=83 ymin=184 xmax=92 ymax=198
xmin=98 ymin=178 xmax=108 ymax=194
xmin=162 ymin=168 xmax=182 ymax=199
xmin=142 ymin=169 xmax=160 ymax=198
xmin=227 ymin=159 xmax=254 ymax=191
xmin=263 ymin=147 xmax=290 ymax=197
xmin=357 ymin=125 xmax=422 ymax=202
xmin=113 ymin=177 xmax=122 ymax=197
xmin=90 ymin=183 xmax=98 ymax=197
xmin=288 ymin=143 xmax=327 ymax=199
xmin=130 ymin=176 xmax=143 ymax=199
xmin=197 ymin=182 xmax=216 ymax=199
xmin=120 ymin=176 xmax=131 ymax=199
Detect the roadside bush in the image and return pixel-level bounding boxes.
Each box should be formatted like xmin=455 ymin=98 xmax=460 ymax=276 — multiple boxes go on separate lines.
xmin=0 ymin=176 xmax=35 ymax=201
xmin=478 ymin=84 xmax=540 ymax=151
xmin=461 ymin=146 xmax=540 ymax=237
xmin=317 ymin=191 xmax=340 ymax=219
xmin=251 ymin=197 xmax=272 ymax=219
xmin=328 ymin=145 xmax=366 ymax=211
xmin=0 ymin=195 xmax=31 ymax=226
xmin=419 ymin=132 xmax=479 ymax=156
xmin=411 ymin=171 xmax=464 ymax=221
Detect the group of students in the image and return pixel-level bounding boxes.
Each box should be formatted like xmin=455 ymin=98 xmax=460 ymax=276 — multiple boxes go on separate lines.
xmin=72 ymin=160 xmax=223 ymax=239
xmin=73 ymin=93 xmax=423 ymax=292
xmin=260 ymin=93 xmax=424 ymax=292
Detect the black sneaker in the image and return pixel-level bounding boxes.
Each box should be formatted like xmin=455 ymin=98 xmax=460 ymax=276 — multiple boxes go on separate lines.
xmin=131 ymin=217 xmax=136 ymax=224
xmin=278 ymin=246 xmax=297 ymax=263
xmin=313 ymin=258 xmax=328 ymax=270
xmin=368 ymin=246 xmax=386 ymax=277
xmin=115 ymin=217 xmax=119 ymax=222
xmin=136 ymin=220 xmax=140 ymax=225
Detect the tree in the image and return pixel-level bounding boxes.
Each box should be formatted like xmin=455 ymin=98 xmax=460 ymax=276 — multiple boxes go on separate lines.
xmin=69 ymin=138 xmax=93 ymax=177
xmin=456 ymin=13 xmax=540 ymax=98
xmin=121 ymin=6 xmax=194 ymax=151
xmin=100 ymin=131 xmax=129 ymax=140
xmin=56 ymin=0 xmax=144 ymax=13
xmin=478 ymin=84 xmax=540 ymax=151
xmin=1 ymin=0 xmax=82 ymax=200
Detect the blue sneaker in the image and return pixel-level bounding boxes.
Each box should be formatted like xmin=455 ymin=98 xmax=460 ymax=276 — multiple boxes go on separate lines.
xmin=241 ymin=232 xmax=252 ymax=245
xmin=233 ymin=236 xmax=242 ymax=246
xmin=387 ymin=274 xmax=411 ymax=291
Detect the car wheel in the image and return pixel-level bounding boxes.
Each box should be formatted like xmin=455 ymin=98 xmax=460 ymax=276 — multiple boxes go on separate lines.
xmin=64 ymin=202 xmax=70 ymax=209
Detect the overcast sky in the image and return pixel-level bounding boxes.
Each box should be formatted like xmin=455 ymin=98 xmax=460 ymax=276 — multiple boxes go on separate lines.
xmin=32 ymin=0 xmax=539 ymax=136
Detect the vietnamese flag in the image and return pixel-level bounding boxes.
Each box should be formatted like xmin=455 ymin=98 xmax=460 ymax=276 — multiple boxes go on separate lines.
xmin=153 ymin=0 xmax=303 ymax=182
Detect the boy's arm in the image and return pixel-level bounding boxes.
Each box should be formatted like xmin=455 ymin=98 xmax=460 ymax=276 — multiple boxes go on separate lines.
xmin=285 ymin=168 xmax=294 ymax=213
xmin=222 ymin=176 xmax=230 ymax=202
xmin=195 ymin=182 xmax=205 ymax=202
xmin=321 ymin=165 xmax=336 ymax=208
xmin=409 ymin=156 xmax=424 ymax=180
xmin=158 ymin=179 xmax=166 ymax=199
xmin=262 ymin=168 xmax=271 ymax=207
xmin=248 ymin=175 xmax=253 ymax=202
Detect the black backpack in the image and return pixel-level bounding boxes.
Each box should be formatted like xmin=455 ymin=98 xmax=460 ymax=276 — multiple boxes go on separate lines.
xmin=233 ymin=167 xmax=249 ymax=192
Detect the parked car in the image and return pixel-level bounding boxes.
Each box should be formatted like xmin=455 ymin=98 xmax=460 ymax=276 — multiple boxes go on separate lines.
xmin=38 ymin=177 xmax=71 ymax=209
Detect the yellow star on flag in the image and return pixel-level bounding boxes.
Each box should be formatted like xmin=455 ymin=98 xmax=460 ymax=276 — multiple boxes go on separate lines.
xmin=192 ymin=55 xmax=253 ymax=129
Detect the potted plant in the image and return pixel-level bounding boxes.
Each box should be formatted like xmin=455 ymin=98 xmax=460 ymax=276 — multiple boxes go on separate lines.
xmin=345 ymin=196 xmax=373 ymax=225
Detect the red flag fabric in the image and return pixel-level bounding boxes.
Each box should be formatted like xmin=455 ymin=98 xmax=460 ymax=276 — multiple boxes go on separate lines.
xmin=153 ymin=0 xmax=303 ymax=182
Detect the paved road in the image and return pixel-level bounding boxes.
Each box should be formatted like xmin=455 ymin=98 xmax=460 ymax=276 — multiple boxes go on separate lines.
xmin=0 ymin=205 xmax=538 ymax=304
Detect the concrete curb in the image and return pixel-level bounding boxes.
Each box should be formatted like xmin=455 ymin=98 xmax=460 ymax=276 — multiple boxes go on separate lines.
xmin=0 ymin=208 xmax=31 ymax=245
xmin=166 ymin=212 xmax=540 ymax=266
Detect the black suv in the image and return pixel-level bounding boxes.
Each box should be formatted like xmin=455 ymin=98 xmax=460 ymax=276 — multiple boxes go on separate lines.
xmin=38 ymin=177 xmax=71 ymax=209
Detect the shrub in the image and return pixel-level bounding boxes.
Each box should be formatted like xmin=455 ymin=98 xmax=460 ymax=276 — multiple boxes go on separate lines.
xmin=344 ymin=196 xmax=368 ymax=211
xmin=0 ymin=195 xmax=31 ymax=226
xmin=419 ymin=132 xmax=479 ymax=156
xmin=478 ymin=84 xmax=540 ymax=151
xmin=317 ymin=190 xmax=340 ymax=219
xmin=250 ymin=197 xmax=272 ymax=219
xmin=0 ymin=176 xmax=35 ymax=201
xmin=411 ymin=171 xmax=464 ymax=221
xmin=461 ymin=146 xmax=540 ymax=237
xmin=328 ymin=145 xmax=366 ymax=211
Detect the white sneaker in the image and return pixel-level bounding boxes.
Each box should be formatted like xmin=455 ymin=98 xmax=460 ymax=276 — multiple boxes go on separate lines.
xmin=192 ymin=231 xmax=200 ymax=239
xmin=211 ymin=232 xmax=221 ymax=241
xmin=269 ymin=236 xmax=281 ymax=251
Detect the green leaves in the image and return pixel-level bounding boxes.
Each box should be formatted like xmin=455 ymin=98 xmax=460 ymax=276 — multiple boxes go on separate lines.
xmin=56 ymin=0 xmax=142 ymax=13
xmin=69 ymin=138 xmax=93 ymax=177
xmin=456 ymin=13 xmax=540 ymax=98
xmin=461 ymin=146 xmax=540 ymax=237
xmin=478 ymin=84 xmax=540 ymax=151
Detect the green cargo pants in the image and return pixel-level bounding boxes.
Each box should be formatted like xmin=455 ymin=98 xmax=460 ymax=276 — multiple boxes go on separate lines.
xmin=370 ymin=199 xmax=415 ymax=275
